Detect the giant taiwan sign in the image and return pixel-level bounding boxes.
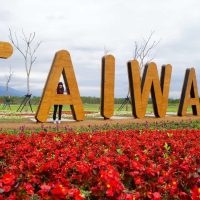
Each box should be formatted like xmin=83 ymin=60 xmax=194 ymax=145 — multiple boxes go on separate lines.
xmin=0 ymin=41 xmax=199 ymax=123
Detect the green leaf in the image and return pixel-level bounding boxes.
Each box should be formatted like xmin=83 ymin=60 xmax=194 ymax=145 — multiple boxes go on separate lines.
xmin=116 ymin=148 xmax=123 ymax=155
xmin=167 ymin=132 xmax=173 ymax=137
xmin=164 ymin=142 xmax=170 ymax=151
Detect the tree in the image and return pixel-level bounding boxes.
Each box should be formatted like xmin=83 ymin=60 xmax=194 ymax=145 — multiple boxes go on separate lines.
xmin=8 ymin=29 xmax=41 ymax=94
xmin=103 ymin=46 xmax=111 ymax=56
xmin=5 ymin=66 xmax=13 ymax=96
xmin=118 ymin=31 xmax=160 ymax=111
xmin=133 ymin=31 xmax=160 ymax=71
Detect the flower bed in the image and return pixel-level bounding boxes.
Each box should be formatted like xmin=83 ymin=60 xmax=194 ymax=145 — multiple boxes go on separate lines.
xmin=0 ymin=129 xmax=200 ymax=199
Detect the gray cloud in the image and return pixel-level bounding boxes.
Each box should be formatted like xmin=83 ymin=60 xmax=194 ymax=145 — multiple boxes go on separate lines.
xmin=0 ymin=9 xmax=12 ymax=22
xmin=1 ymin=0 xmax=200 ymax=98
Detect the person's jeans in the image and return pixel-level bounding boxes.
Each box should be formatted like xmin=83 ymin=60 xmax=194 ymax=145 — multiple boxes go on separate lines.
xmin=53 ymin=105 xmax=63 ymax=120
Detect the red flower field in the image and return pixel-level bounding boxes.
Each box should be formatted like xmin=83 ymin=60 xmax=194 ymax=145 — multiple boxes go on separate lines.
xmin=0 ymin=129 xmax=200 ymax=199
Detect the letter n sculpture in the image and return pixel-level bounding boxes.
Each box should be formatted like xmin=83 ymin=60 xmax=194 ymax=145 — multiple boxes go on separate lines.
xmin=35 ymin=50 xmax=84 ymax=122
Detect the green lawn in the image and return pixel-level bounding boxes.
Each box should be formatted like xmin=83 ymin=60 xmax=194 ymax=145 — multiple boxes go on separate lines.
xmin=0 ymin=102 xmax=190 ymax=113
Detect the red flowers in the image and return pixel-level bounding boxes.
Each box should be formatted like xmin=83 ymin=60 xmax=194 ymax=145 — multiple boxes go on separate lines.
xmin=1 ymin=174 xmax=16 ymax=186
xmin=0 ymin=173 xmax=16 ymax=193
xmin=0 ymin=129 xmax=200 ymax=199
xmin=191 ymin=186 xmax=200 ymax=199
xmin=51 ymin=184 xmax=68 ymax=199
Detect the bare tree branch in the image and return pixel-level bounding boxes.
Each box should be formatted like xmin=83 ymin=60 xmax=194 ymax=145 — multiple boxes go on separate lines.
xmin=9 ymin=28 xmax=26 ymax=59
xmin=9 ymin=28 xmax=41 ymax=94
xmin=5 ymin=66 xmax=14 ymax=96
xmin=104 ymin=46 xmax=111 ymax=56
xmin=133 ymin=31 xmax=160 ymax=71
xmin=134 ymin=42 xmax=138 ymax=59
xmin=124 ymin=31 xmax=161 ymax=102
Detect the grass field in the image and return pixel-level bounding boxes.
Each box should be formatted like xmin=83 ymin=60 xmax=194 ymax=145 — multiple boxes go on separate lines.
xmin=0 ymin=102 xmax=189 ymax=113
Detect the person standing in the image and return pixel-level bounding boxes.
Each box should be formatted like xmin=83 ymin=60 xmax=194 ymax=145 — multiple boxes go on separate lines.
xmin=53 ymin=82 xmax=64 ymax=123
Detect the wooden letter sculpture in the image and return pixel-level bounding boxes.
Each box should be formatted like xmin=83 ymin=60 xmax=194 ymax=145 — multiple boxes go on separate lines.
xmin=100 ymin=55 xmax=115 ymax=119
xmin=178 ymin=68 xmax=200 ymax=116
xmin=127 ymin=60 xmax=172 ymax=118
xmin=0 ymin=42 xmax=13 ymax=58
xmin=35 ymin=50 xmax=84 ymax=122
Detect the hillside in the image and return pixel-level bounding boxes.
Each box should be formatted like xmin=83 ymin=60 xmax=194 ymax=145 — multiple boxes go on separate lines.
xmin=0 ymin=86 xmax=24 ymax=96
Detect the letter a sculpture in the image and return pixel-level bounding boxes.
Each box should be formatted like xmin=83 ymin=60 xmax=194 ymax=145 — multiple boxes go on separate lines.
xmin=35 ymin=50 xmax=84 ymax=122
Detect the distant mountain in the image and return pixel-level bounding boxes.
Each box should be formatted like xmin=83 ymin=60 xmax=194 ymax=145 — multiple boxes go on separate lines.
xmin=0 ymin=86 xmax=25 ymax=96
xmin=31 ymin=89 xmax=42 ymax=97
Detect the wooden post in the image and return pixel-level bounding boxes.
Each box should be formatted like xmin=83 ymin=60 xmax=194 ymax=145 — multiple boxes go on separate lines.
xmin=100 ymin=55 xmax=115 ymax=119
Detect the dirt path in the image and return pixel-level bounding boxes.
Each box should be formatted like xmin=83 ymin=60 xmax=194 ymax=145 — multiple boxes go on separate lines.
xmin=0 ymin=115 xmax=200 ymax=130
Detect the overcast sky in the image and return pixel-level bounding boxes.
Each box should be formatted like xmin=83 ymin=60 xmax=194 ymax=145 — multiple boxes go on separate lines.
xmin=1 ymin=0 xmax=200 ymax=98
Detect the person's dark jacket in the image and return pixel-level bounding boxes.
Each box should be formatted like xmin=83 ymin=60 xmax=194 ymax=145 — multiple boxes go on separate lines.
xmin=57 ymin=84 xmax=64 ymax=94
